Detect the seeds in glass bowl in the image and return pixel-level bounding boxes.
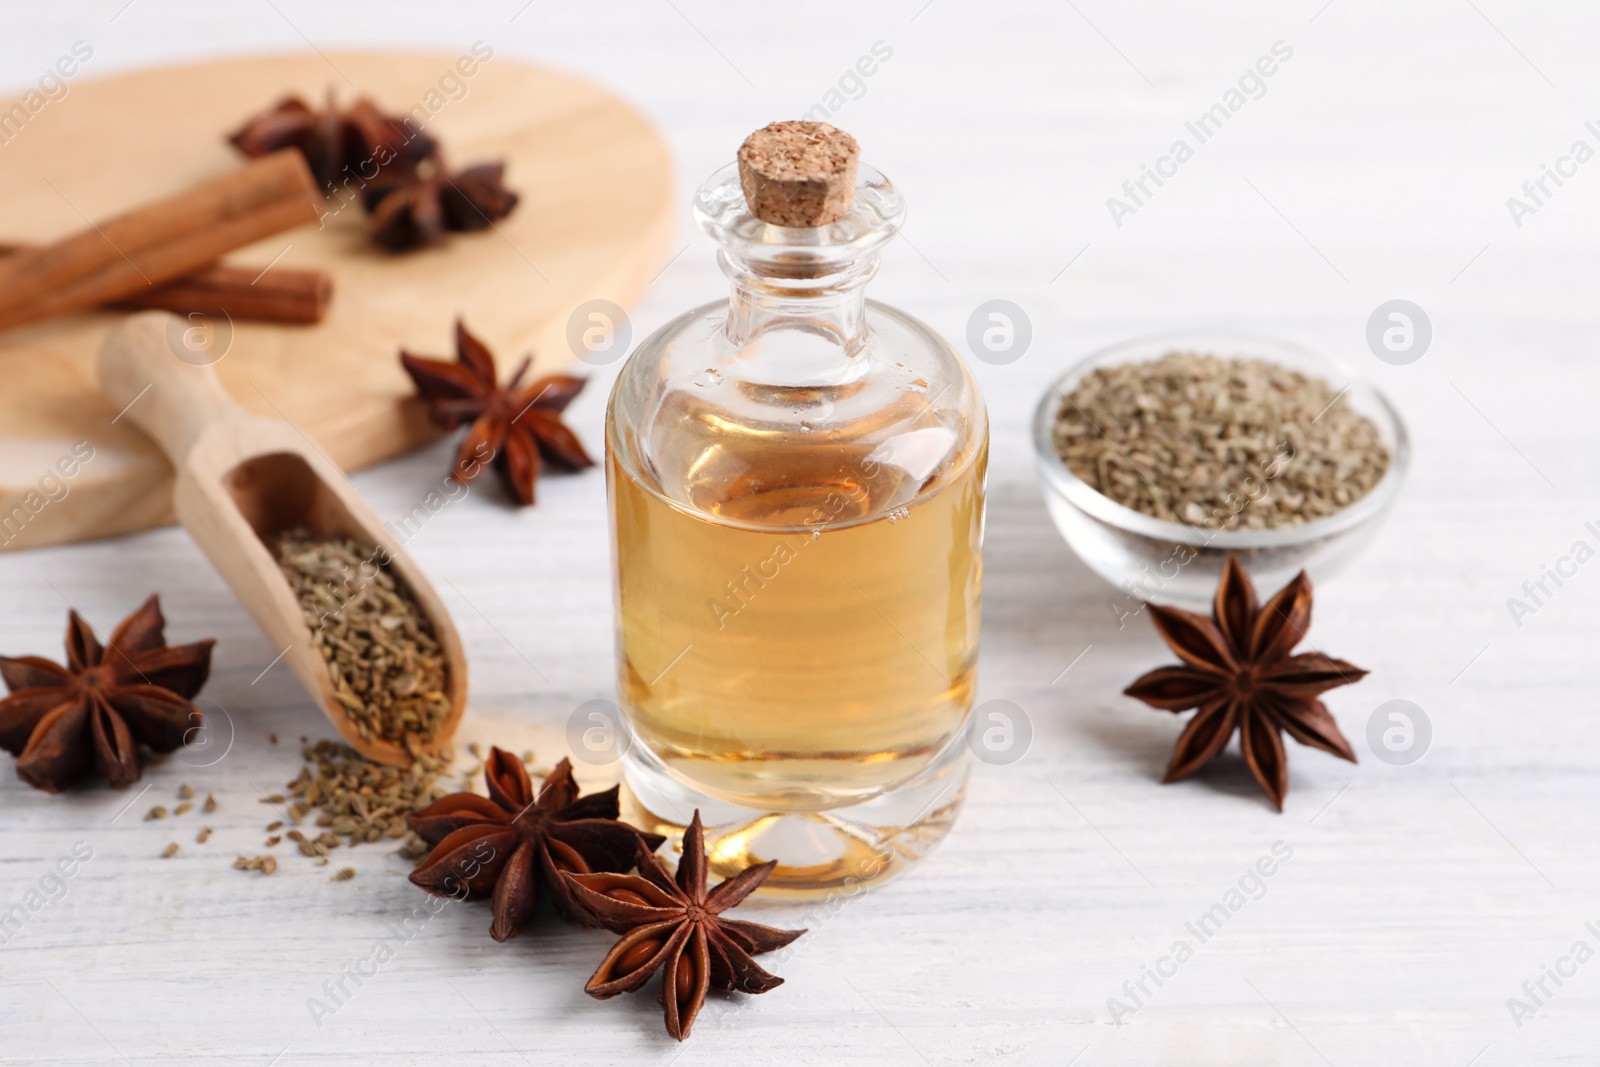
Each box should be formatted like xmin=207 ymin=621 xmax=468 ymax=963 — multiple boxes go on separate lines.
xmin=1051 ymin=352 xmax=1390 ymax=530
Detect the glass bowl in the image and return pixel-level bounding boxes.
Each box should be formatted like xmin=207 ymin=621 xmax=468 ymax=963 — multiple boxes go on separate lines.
xmin=1031 ymin=332 xmax=1410 ymax=608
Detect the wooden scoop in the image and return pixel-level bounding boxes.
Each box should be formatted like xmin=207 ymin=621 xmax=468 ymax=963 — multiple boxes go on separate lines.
xmin=97 ymin=311 xmax=466 ymax=765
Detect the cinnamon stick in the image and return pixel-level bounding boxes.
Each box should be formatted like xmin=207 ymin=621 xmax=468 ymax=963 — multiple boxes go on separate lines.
xmin=0 ymin=245 xmax=332 ymax=324
xmin=0 ymin=149 xmax=323 ymax=332
xmin=114 ymin=264 xmax=332 ymax=324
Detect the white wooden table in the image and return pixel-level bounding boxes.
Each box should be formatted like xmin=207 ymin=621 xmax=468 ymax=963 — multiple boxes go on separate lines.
xmin=4 ymin=2 xmax=1599 ymax=1063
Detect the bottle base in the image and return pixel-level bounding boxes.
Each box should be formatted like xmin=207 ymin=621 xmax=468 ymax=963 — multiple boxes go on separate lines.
xmin=620 ymin=741 xmax=970 ymax=900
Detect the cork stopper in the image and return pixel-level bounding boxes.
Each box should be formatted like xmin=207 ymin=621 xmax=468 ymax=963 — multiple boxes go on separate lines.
xmin=737 ymin=121 xmax=860 ymax=228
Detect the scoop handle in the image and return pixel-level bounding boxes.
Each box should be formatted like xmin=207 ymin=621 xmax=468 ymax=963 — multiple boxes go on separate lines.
xmin=97 ymin=310 xmax=240 ymax=463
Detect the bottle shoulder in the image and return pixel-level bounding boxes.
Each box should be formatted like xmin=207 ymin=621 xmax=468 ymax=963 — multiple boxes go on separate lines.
xmin=607 ymin=299 xmax=987 ymax=529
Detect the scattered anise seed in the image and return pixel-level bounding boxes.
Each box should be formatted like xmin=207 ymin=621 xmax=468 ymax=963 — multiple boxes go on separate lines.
xmin=333 ymin=868 xmax=356 ymax=882
xmin=203 ymin=794 xmax=217 ymax=814
xmin=269 ymin=733 xmax=278 ymax=745
xmin=1124 ymin=555 xmax=1367 ymax=811
xmin=145 ymin=806 xmax=167 ymax=821
xmin=174 ymin=803 xmax=193 ymax=816
xmin=266 ymin=836 xmax=282 ymax=847
xmin=177 ymin=784 xmax=194 ymax=800
xmin=262 ymin=856 xmax=278 ymax=874
xmin=197 ymin=827 xmax=212 ymax=844
xmin=162 ymin=843 xmax=178 ymax=858
xmin=276 ymin=739 xmax=451 ymax=872
xmin=267 ymin=821 xmax=284 ymax=832
xmin=262 ymin=794 xmax=285 ymax=804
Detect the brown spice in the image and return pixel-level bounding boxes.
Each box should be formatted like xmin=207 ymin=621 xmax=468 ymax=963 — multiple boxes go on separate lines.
xmin=1123 ymin=556 xmax=1366 ymax=810
xmin=364 ymin=161 xmax=520 ymax=252
xmin=407 ymin=750 xmax=663 ymax=942
xmin=0 ymin=152 xmax=321 ymax=334
xmin=161 ymin=843 xmax=179 ymax=858
xmin=0 ymin=596 xmax=214 ymax=792
xmin=566 ymin=811 xmax=805 ymax=1041
xmin=399 ymin=321 xmax=595 ymax=508
xmin=228 ymin=93 xmax=518 ymax=253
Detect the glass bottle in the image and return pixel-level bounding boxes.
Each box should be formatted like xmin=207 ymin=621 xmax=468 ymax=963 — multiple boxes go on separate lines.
xmin=605 ymin=126 xmax=987 ymax=897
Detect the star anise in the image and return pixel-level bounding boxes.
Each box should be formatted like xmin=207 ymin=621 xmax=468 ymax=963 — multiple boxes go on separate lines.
xmin=564 ymin=811 xmax=806 ymax=1041
xmin=0 ymin=596 xmax=214 ymax=793
xmin=399 ymin=319 xmax=595 ymax=506
xmin=362 ymin=159 xmax=520 ymax=251
xmin=407 ymin=749 xmax=664 ymax=941
xmin=1123 ymin=556 xmax=1367 ymax=810
xmin=228 ymin=92 xmax=436 ymax=194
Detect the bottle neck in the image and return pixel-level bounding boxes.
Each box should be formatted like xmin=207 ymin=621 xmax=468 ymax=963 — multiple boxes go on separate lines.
xmin=722 ymin=250 xmax=876 ymax=355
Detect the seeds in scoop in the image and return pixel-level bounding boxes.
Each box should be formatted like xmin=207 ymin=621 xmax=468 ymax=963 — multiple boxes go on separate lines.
xmin=271 ymin=529 xmax=451 ymax=746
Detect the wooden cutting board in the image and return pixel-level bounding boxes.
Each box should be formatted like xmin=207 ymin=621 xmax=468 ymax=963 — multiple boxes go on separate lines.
xmin=0 ymin=51 xmax=674 ymax=552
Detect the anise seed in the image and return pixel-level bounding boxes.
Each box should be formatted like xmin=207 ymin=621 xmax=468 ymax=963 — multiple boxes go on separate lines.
xmin=617 ymin=938 xmax=660 ymax=974
xmin=606 ymin=887 xmax=650 ymax=907
xmin=675 ymin=953 xmax=696 ymax=1003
